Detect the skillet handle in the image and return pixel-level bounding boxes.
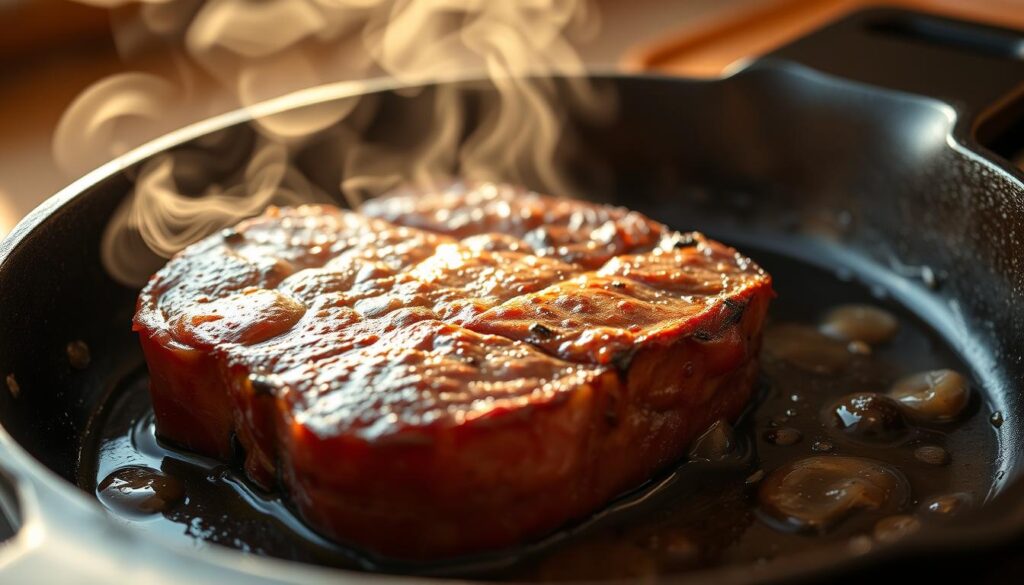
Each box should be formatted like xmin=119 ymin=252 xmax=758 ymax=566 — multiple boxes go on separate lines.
xmin=767 ymin=8 xmax=1024 ymax=136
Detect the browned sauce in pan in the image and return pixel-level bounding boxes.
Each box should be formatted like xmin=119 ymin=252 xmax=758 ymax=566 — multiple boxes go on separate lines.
xmin=81 ymin=248 xmax=1000 ymax=580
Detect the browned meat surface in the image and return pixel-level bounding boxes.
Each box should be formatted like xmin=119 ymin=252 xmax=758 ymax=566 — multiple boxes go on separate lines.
xmin=364 ymin=182 xmax=666 ymax=268
xmin=133 ymin=183 xmax=773 ymax=559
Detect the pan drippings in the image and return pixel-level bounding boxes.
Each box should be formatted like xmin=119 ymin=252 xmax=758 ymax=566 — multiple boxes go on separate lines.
xmin=756 ymin=456 xmax=909 ymax=534
xmin=96 ymin=466 xmax=185 ymax=517
xmin=82 ymin=248 xmax=1000 ymax=580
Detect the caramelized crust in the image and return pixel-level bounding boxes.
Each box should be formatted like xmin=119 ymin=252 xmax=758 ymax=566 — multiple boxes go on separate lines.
xmin=134 ymin=183 xmax=773 ymax=558
xmin=361 ymin=182 xmax=665 ymax=267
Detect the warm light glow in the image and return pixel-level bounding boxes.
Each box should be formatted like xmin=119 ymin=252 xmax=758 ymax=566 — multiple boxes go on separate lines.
xmin=0 ymin=188 xmax=16 ymax=238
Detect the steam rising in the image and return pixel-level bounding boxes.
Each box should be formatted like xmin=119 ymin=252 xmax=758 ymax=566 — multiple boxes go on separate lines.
xmin=56 ymin=0 xmax=608 ymax=286
xmin=100 ymin=141 xmax=322 ymax=284
xmin=53 ymin=73 xmax=182 ymax=177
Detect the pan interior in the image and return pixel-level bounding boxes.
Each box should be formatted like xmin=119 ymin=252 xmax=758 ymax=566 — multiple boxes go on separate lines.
xmin=76 ymin=232 xmax=1001 ymax=579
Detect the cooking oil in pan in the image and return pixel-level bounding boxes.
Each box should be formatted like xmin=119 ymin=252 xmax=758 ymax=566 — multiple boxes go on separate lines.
xmin=80 ymin=247 xmax=1001 ymax=580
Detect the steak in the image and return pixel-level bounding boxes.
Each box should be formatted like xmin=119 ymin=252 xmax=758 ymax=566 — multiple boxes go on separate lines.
xmin=133 ymin=182 xmax=773 ymax=559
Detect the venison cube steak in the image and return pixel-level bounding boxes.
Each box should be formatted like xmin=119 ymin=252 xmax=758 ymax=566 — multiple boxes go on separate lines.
xmin=133 ymin=182 xmax=773 ymax=559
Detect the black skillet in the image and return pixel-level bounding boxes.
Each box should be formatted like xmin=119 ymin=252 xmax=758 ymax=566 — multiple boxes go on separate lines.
xmin=1 ymin=7 xmax=1024 ymax=584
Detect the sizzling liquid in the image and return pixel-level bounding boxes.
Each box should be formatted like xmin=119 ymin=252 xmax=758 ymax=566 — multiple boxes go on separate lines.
xmin=80 ymin=248 xmax=1000 ymax=580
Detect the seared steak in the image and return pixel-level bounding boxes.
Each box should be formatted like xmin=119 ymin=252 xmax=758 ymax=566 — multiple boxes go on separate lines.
xmin=134 ymin=183 xmax=773 ymax=559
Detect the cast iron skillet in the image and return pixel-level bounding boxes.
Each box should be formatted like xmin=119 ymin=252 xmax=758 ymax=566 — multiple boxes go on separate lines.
xmin=1 ymin=8 xmax=1024 ymax=584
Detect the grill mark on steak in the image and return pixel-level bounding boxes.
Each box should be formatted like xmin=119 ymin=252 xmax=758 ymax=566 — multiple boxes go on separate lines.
xmin=133 ymin=182 xmax=773 ymax=559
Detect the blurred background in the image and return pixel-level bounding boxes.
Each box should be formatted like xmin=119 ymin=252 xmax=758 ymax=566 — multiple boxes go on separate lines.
xmin=0 ymin=0 xmax=1020 ymax=239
